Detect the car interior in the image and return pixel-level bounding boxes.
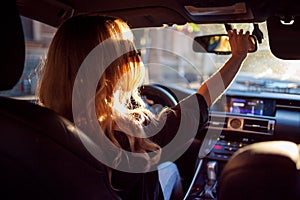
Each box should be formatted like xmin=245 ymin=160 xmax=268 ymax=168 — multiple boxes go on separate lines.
xmin=2 ymin=0 xmax=300 ymax=199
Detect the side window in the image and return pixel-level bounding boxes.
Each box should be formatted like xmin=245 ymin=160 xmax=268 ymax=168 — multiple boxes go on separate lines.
xmin=0 ymin=16 xmax=56 ymax=98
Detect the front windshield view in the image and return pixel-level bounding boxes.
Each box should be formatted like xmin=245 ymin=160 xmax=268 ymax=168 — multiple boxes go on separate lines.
xmin=2 ymin=21 xmax=300 ymax=98
xmin=137 ymin=22 xmax=300 ymax=95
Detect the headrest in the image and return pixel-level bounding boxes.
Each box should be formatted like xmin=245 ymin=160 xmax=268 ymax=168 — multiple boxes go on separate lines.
xmin=0 ymin=0 xmax=25 ymax=90
xmin=218 ymin=141 xmax=300 ymax=200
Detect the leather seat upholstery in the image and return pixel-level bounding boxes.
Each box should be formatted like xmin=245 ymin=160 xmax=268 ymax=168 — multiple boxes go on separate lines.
xmin=0 ymin=1 xmax=119 ymax=199
xmin=218 ymin=141 xmax=300 ymax=200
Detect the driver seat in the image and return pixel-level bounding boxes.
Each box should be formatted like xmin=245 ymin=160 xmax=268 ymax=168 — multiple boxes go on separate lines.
xmin=217 ymin=140 xmax=300 ymax=200
xmin=0 ymin=1 xmax=119 ymax=199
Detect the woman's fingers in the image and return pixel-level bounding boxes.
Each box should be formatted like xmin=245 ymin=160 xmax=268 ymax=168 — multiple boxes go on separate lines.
xmin=227 ymin=29 xmax=249 ymax=58
xmin=228 ymin=29 xmax=250 ymax=38
xmin=243 ymin=31 xmax=250 ymax=38
xmin=227 ymin=30 xmax=233 ymax=38
xmin=232 ymin=29 xmax=237 ymax=36
xmin=239 ymin=29 xmax=244 ymax=35
xmin=228 ymin=29 xmax=250 ymax=43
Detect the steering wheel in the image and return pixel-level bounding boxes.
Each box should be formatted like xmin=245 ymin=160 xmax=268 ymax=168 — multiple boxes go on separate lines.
xmin=139 ymin=85 xmax=178 ymax=110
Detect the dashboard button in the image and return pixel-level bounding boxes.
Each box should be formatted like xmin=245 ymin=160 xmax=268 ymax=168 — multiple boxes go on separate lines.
xmin=225 ymin=147 xmax=238 ymax=152
xmin=213 ymin=145 xmax=223 ymax=150
xmin=231 ymin=142 xmax=239 ymax=147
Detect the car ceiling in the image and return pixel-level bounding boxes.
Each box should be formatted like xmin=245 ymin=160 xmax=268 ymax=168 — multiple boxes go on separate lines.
xmin=16 ymin=0 xmax=300 ymax=28
xmin=16 ymin=0 xmax=300 ymax=59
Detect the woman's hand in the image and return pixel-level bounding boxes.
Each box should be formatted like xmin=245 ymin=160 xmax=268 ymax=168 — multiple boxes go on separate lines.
xmin=228 ymin=29 xmax=249 ymax=60
xmin=198 ymin=29 xmax=250 ymax=107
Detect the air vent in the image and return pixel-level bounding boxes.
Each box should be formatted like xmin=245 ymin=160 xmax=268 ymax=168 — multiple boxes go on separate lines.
xmin=206 ymin=115 xmax=228 ymax=129
xmin=207 ymin=113 xmax=275 ymax=135
xmin=243 ymin=119 xmax=274 ymax=134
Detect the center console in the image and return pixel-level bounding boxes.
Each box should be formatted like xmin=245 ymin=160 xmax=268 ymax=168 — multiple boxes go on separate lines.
xmin=185 ymin=111 xmax=275 ymax=200
xmin=185 ymin=135 xmax=253 ymax=199
xmin=163 ymin=85 xmax=300 ymax=199
xmin=177 ymin=87 xmax=300 ymax=199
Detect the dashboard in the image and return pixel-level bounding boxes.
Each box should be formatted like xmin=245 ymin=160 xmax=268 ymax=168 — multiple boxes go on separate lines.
xmin=203 ymin=94 xmax=278 ymax=163
xmin=210 ymin=90 xmax=300 ymax=143
xmin=154 ymin=84 xmax=300 ymax=153
xmin=156 ymin=85 xmax=300 ymax=200
xmin=190 ymin=90 xmax=300 ymax=199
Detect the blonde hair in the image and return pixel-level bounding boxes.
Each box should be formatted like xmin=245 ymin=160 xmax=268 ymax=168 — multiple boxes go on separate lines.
xmin=38 ymin=15 xmax=161 ymax=170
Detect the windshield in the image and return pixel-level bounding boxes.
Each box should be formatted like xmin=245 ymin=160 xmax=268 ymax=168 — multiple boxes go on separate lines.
xmin=135 ymin=22 xmax=300 ymax=95
xmin=2 ymin=20 xmax=300 ymax=98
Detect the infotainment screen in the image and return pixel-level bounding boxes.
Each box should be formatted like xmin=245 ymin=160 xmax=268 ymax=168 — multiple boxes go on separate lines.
xmin=228 ymin=98 xmax=264 ymax=115
xmin=210 ymin=96 xmax=276 ymax=116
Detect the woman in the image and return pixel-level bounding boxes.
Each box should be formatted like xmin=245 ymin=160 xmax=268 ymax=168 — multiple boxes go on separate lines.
xmin=38 ymin=14 xmax=249 ymax=199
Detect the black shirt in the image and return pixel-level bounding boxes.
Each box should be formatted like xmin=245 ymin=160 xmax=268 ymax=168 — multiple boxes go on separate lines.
xmin=111 ymin=93 xmax=208 ymax=200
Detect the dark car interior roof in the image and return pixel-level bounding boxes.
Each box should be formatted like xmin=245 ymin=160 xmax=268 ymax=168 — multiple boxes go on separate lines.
xmin=16 ymin=0 xmax=300 ymax=28
xmin=16 ymin=0 xmax=300 ymax=59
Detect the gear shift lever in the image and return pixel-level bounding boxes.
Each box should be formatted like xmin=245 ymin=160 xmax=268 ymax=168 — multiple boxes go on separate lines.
xmin=199 ymin=161 xmax=218 ymax=199
xmin=207 ymin=161 xmax=217 ymax=186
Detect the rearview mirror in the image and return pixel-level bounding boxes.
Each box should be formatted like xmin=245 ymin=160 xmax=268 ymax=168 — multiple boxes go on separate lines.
xmin=193 ymin=34 xmax=257 ymax=54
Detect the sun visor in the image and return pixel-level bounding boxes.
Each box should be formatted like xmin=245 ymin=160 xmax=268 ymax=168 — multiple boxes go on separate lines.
xmin=17 ymin=0 xmax=74 ymax=27
xmin=267 ymin=16 xmax=300 ymax=60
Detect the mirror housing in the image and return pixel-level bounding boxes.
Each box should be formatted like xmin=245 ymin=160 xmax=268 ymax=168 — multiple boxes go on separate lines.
xmin=193 ymin=34 xmax=257 ymax=54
